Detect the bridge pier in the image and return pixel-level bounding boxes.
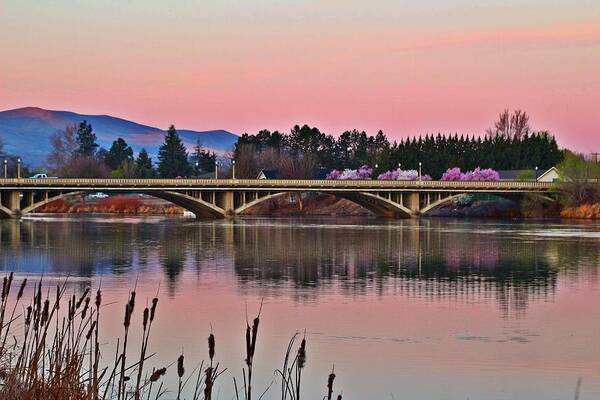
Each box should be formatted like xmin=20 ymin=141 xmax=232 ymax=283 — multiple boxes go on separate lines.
xmin=0 ymin=190 xmax=21 ymax=218
xmin=406 ymin=192 xmax=421 ymax=216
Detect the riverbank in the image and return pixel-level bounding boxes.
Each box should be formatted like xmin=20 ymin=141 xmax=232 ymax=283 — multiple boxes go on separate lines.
xmin=35 ymin=194 xmax=600 ymax=220
xmin=561 ymin=203 xmax=600 ymax=219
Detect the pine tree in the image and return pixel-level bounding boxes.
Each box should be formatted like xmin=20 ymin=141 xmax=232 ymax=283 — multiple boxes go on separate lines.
xmin=135 ymin=148 xmax=154 ymax=178
xmin=190 ymin=140 xmax=216 ymax=176
xmin=106 ymin=137 xmax=134 ymax=170
xmin=157 ymin=125 xmax=191 ymax=178
xmin=76 ymin=120 xmax=98 ymax=156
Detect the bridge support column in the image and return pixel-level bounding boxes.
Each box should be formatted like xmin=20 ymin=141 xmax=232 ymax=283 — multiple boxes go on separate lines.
xmin=5 ymin=191 xmax=21 ymax=218
xmin=222 ymin=191 xmax=235 ymax=216
xmin=406 ymin=192 xmax=420 ymax=216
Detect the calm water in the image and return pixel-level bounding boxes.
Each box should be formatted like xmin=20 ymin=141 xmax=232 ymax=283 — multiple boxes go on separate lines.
xmin=1 ymin=215 xmax=600 ymax=399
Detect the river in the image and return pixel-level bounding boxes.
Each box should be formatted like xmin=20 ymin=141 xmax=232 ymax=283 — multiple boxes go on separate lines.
xmin=1 ymin=215 xmax=599 ymax=399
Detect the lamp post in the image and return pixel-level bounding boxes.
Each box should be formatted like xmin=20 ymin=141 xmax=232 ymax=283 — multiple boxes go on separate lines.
xmin=195 ymin=162 xmax=199 ymax=178
xmin=215 ymin=161 xmax=219 ymax=179
xmin=17 ymin=158 xmax=21 ymax=179
xmin=3 ymin=160 xmax=6 ymax=179
xmin=398 ymin=163 xmax=401 ymax=170
xmin=535 ymin=166 xmax=538 ymax=181
xmin=232 ymin=160 xmax=236 ymax=180
xmin=418 ymin=162 xmax=422 ymax=181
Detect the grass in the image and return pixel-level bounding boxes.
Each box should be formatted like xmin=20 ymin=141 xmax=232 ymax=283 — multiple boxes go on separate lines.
xmin=0 ymin=273 xmax=343 ymax=400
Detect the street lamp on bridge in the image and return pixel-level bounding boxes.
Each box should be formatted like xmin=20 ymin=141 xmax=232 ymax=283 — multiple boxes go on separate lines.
xmin=17 ymin=158 xmax=21 ymax=179
xmin=215 ymin=161 xmax=219 ymax=179
xmin=232 ymin=159 xmax=236 ymax=180
xmin=418 ymin=162 xmax=422 ymax=181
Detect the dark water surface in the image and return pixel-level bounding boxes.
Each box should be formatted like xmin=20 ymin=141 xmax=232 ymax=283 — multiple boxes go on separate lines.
xmin=1 ymin=215 xmax=599 ymax=399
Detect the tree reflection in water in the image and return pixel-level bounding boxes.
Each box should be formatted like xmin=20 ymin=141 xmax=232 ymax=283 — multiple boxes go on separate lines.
xmin=1 ymin=217 xmax=598 ymax=316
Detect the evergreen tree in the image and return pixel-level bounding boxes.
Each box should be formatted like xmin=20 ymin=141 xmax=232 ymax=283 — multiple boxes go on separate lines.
xmin=76 ymin=120 xmax=98 ymax=156
xmin=157 ymin=125 xmax=191 ymax=178
xmin=135 ymin=149 xmax=154 ymax=178
xmin=190 ymin=140 xmax=216 ymax=176
xmin=106 ymin=137 xmax=134 ymax=170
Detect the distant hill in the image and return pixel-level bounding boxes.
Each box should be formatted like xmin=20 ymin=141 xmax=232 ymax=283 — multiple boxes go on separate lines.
xmin=0 ymin=107 xmax=238 ymax=166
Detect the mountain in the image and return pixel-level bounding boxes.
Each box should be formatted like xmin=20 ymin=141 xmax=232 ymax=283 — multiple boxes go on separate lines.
xmin=0 ymin=107 xmax=238 ymax=166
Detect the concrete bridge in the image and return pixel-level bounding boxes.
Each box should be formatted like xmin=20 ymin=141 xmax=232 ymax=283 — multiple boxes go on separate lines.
xmin=0 ymin=178 xmax=553 ymax=219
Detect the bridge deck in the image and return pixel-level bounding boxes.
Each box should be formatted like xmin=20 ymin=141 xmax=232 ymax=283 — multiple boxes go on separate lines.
xmin=0 ymin=178 xmax=552 ymax=192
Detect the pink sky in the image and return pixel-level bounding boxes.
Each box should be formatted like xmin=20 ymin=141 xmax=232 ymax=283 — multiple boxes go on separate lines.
xmin=1 ymin=1 xmax=599 ymax=152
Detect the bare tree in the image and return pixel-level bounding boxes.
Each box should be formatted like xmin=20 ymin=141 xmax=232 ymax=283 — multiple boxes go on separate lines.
xmin=486 ymin=109 xmax=531 ymax=139
xmin=48 ymin=124 xmax=79 ymax=173
xmin=47 ymin=124 xmax=109 ymax=177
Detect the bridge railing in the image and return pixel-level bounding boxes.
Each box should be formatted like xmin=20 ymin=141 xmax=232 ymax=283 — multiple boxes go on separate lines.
xmin=0 ymin=178 xmax=553 ymax=191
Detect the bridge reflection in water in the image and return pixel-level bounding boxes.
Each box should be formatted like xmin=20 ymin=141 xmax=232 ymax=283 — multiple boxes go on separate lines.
xmin=1 ymin=217 xmax=596 ymax=317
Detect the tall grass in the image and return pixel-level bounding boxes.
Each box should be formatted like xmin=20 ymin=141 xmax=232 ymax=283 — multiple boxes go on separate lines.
xmin=0 ymin=273 xmax=343 ymax=400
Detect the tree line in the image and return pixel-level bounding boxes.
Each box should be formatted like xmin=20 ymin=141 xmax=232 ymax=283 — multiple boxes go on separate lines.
xmin=233 ymin=109 xmax=563 ymax=179
xmin=47 ymin=122 xmax=216 ymax=178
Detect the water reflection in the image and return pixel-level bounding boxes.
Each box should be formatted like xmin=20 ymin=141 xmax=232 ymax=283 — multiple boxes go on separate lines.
xmin=1 ymin=216 xmax=599 ymax=315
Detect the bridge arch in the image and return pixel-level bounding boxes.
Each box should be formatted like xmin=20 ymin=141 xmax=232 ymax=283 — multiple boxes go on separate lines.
xmin=419 ymin=194 xmax=464 ymax=215
xmin=0 ymin=205 xmax=12 ymax=218
xmin=235 ymin=190 xmax=414 ymax=218
xmin=18 ymin=190 xmax=227 ymax=219
xmin=21 ymin=191 xmax=86 ymax=214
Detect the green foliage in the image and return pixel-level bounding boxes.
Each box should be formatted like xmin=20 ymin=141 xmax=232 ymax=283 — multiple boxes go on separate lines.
xmin=556 ymin=152 xmax=599 ymax=205
xmin=135 ymin=148 xmax=155 ymax=178
xmin=235 ymin=125 xmax=563 ymax=179
xmin=106 ymin=137 xmax=134 ymax=170
xmin=190 ymin=140 xmax=216 ymax=176
xmin=516 ymin=170 xmax=535 ymax=181
xmin=76 ymin=120 xmax=98 ymax=156
xmin=157 ymin=125 xmax=191 ymax=178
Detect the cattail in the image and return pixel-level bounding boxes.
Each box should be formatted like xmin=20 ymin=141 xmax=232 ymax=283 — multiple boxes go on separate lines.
xmin=2 ymin=276 xmax=7 ymax=300
xmin=76 ymin=287 xmax=90 ymax=309
xmin=327 ymin=367 xmax=336 ymax=400
xmin=337 ymin=395 xmax=342 ymax=400
xmin=86 ymin=321 xmax=97 ymax=340
xmin=124 ymin=304 xmax=132 ymax=328
xmin=25 ymin=306 xmax=32 ymax=325
xmin=208 ymin=333 xmax=215 ymax=362
xmin=95 ymin=288 xmax=102 ymax=308
xmin=36 ymin=283 xmax=42 ymax=310
xmin=149 ymin=367 xmax=166 ymax=382
xmin=150 ymin=297 xmax=158 ymax=322
xmin=16 ymin=278 xmax=27 ymax=300
xmin=177 ymin=354 xmax=185 ymax=378
xmin=142 ymin=307 xmax=149 ymax=330
xmin=245 ymin=325 xmax=251 ymax=365
xmin=251 ymin=316 xmax=259 ymax=355
xmin=204 ymin=366 xmax=214 ymax=399
xmin=297 ymin=338 xmax=306 ymax=369
xmin=69 ymin=294 xmax=76 ymax=319
xmin=128 ymin=291 xmax=136 ymax=315
xmin=5 ymin=272 xmax=13 ymax=298
xmin=41 ymin=299 xmax=49 ymax=327
xmin=81 ymin=297 xmax=90 ymax=320
xmin=55 ymin=285 xmax=60 ymax=309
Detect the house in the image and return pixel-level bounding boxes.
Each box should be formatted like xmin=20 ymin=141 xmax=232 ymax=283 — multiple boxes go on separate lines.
xmin=536 ymin=167 xmax=560 ymax=182
xmin=256 ymin=169 xmax=279 ymax=179
xmin=498 ymin=167 xmax=560 ymax=182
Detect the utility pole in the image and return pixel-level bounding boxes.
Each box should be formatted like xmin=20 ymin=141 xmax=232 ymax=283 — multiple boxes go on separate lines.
xmin=591 ymin=152 xmax=599 ymax=164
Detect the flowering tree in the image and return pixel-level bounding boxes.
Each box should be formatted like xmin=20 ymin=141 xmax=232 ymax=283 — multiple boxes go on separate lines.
xmin=441 ymin=167 xmax=500 ymax=181
xmin=326 ymin=165 xmax=373 ymax=180
xmin=377 ymin=168 xmax=430 ymax=181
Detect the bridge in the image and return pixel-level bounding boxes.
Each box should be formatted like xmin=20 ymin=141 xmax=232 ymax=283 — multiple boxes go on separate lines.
xmin=0 ymin=178 xmax=553 ymax=219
